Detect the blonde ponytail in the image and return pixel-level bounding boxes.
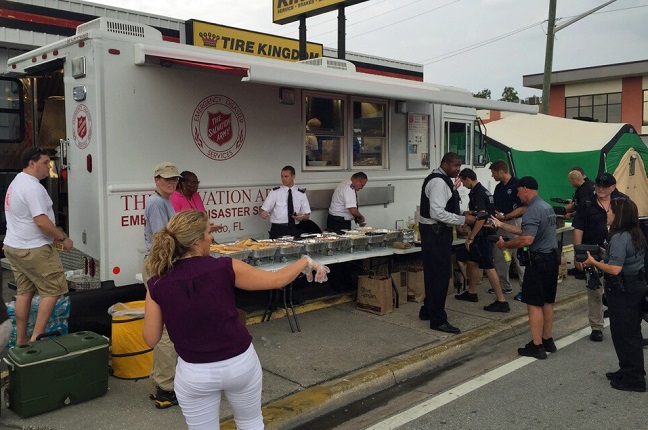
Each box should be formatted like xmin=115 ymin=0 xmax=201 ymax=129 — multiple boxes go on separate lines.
xmin=144 ymin=210 xmax=209 ymax=278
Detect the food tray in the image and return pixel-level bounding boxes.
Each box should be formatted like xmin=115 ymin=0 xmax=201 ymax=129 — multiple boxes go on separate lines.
xmin=248 ymin=246 xmax=278 ymax=259
xmin=294 ymin=239 xmax=328 ymax=254
xmin=210 ymin=249 xmax=251 ymax=261
xmin=275 ymin=243 xmax=303 ymax=257
xmin=210 ymin=244 xmax=251 ymax=261
xmin=320 ymin=236 xmax=348 ymax=251
xmin=364 ymin=232 xmax=387 ymax=244
xmin=341 ymin=235 xmax=369 ymax=248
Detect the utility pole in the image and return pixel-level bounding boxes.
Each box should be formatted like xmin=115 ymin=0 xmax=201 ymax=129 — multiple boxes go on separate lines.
xmin=540 ymin=0 xmax=556 ymax=114
xmin=541 ymin=0 xmax=617 ymax=115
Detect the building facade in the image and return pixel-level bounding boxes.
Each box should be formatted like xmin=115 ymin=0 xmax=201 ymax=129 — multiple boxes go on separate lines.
xmin=523 ymin=59 xmax=648 ymax=136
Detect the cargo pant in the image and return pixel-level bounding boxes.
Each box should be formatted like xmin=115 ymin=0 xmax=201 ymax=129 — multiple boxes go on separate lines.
xmin=143 ymin=260 xmax=177 ymax=392
xmin=493 ymin=218 xmax=525 ymax=289
xmin=587 ymin=286 xmax=604 ymax=331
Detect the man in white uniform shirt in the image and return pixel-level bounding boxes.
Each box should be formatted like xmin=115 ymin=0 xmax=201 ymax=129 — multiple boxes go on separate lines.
xmin=327 ymin=172 xmax=368 ymax=232
xmin=3 ymin=147 xmax=73 ymax=345
xmin=261 ymin=166 xmax=321 ymax=238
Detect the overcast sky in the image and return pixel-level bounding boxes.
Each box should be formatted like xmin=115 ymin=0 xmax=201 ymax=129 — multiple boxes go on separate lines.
xmin=95 ymin=0 xmax=647 ymax=99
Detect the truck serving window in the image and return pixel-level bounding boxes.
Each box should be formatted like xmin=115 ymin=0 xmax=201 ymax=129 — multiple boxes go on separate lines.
xmin=352 ymin=99 xmax=387 ymax=169
xmin=304 ymin=94 xmax=345 ymax=169
xmin=304 ymin=94 xmax=388 ymax=170
xmin=0 ymin=78 xmax=25 ymax=143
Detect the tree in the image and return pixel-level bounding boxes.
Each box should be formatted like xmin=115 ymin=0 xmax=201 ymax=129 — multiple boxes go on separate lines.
xmin=473 ymin=89 xmax=491 ymax=99
xmin=499 ymin=86 xmax=520 ymax=103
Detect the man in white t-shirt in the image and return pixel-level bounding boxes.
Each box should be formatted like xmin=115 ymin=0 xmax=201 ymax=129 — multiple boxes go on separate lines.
xmin=327 ymin=172 xmax=368 ymax=232
xmin=3 ymin=147 xmax=73 ymax=345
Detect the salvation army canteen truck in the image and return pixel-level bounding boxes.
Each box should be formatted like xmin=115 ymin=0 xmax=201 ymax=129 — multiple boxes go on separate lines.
xmin=0 ymin=17 xmax=537 ymax=288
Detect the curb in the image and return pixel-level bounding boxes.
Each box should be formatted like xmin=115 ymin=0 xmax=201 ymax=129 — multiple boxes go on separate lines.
xmin=221 ymin=290 xmax=588 ymax=430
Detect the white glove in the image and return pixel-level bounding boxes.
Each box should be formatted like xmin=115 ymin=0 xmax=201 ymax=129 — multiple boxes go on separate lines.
xmin=302 ymin=256 xmax=330 ymax=283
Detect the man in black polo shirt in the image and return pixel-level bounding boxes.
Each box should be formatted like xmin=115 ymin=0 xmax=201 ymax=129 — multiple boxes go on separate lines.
xmin=456 ymin=168 xmax=510 ymax=312
xmin=490 ymin=160 xmax=526 ymax=300
xmin=573 ymin=172 xmax=628 ymax=342
xmin=563 ymin=167 xmax=595 ymax=220
xmin=418 ymin=152 xmax=476 ymax=334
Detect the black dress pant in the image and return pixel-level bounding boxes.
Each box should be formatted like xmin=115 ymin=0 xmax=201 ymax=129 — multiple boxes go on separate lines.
xmin=606 ymin=277 xmax=648 ymax=387
xmin=420 ymin=223 xmax=453 ymax=327
xmin=326 ymin=214 xmax=351 ymax=232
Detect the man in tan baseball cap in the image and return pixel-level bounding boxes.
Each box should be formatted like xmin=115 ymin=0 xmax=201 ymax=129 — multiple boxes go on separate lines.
xmin=153 ymin=161 xmax=181 ymax=179
xmin=144 ymin=161 xmax=181 ymax=408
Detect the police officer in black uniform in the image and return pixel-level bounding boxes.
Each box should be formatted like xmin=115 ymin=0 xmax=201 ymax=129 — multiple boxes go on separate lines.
xmin=572 ymin=172 xmax=628 ymax=342
xmin=418 ymin=152 xmax=476 ymax=334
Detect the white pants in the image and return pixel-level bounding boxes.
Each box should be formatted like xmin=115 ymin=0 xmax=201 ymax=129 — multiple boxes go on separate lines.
xmin=174 ymin=344 xmax=264 ymax=430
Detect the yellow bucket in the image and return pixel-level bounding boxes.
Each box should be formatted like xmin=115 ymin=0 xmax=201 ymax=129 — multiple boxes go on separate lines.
xmin=110 ymin=300 xmax=153 ymax=380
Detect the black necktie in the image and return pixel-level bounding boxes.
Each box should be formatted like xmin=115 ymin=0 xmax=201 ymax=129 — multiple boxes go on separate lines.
xmin=288 ymin=188 xmax=295 ymax=226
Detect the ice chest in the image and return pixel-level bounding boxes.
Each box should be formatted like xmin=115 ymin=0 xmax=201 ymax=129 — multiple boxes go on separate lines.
xmin=3 ymin=331 xmax=109 ymax=418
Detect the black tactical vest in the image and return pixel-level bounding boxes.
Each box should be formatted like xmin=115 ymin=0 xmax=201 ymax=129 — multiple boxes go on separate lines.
xmin=420 ymin=172 xmax=461 ymax=219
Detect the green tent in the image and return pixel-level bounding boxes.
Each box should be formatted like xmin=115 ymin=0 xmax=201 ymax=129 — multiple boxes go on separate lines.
xmin=483 ymin=114 xmax=647 ymax=202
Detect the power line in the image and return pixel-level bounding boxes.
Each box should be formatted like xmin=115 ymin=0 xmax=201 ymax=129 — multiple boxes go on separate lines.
xmin=419 ymin=21 xmax=544 ymax=65
xmin=313 ymin=0 xmax=461 ymax=41
xmin=418 ymin=3 xmax=648 ymax=65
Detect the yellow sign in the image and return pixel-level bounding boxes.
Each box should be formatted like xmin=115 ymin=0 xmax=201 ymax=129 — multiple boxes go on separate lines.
xmin=273 ymin=0 xmax=370 ymax=25
xmin=189 ymin=20 xmax=323 ymax=62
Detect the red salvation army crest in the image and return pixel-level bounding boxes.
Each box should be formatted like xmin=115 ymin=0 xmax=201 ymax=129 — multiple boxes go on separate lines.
xmin=71 ymin=104 xmax=92 ymax=150
xmin=191 ymin=95 xmax=246 ymax=161
xmin=207 ymin=112 xmax=232 ymax=146
xmin=77 ymin=116 xmax=87 ymax=139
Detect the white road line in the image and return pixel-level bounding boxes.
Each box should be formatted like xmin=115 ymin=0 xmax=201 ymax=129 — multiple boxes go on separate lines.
xmin=366 ymin=323 xmax=605 ymax=430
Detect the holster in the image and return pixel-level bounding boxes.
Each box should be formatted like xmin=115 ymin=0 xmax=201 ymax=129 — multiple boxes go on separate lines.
xmin=605 ymin=274 xmax=625 ymax=294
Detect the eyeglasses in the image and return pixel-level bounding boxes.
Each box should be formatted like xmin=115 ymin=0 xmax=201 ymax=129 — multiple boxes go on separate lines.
xmin=184 ymin=180 xmax=200 ymax=186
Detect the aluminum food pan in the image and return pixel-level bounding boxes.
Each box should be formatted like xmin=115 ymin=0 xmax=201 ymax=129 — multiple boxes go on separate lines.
xmin=248 ymin=246 xmax=278 ymax=259
xmin=341 ymin=235 xmax=369 ymax=247
xmin=364 ymin=233 xmax=387 ymax=244
xmin=295 ymin=239 xmax=328 ymax=254
xmin=274 ymin=243 xmax=303 ymax=257
xmin=210 ymin=249 xmax=251 ymax=261
xmin=320 ymin=236 xmax=348 ymax=251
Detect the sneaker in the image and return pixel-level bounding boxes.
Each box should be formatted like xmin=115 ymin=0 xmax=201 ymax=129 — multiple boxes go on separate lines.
xmin=455 ymin=291 xmax=478 ymax=302
xmin=518 ymin=341 xmax=547 ymax=360
xmin=483 ymin=300 xmax=510 ymax=313
xmin=150 ymin=387 xmax=179 ymax=409
xmin=590 ymin=330 xmax=603 ymax=342
xmin=513 ymin=291 xmax=523 ymax=302
xmin=542 ymin=337 xmax=557 ymax=353
xmin=488 ymin=287 xmax=513 ymax=294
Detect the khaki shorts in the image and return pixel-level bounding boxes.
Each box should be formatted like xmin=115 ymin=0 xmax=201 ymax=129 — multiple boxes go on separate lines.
xmin=3 ymin=244 xmax=69 ymax=297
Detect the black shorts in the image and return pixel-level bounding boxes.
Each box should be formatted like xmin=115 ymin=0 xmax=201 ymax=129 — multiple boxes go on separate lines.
xmin=455 ymin=237 xmax=494 ymax=270
xmin=521 ymin=254 xmax=558 ymax=306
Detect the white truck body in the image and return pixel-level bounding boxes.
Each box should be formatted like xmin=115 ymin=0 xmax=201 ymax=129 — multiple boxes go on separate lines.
xmin=3 ymin=18 xmax=536 ymax=287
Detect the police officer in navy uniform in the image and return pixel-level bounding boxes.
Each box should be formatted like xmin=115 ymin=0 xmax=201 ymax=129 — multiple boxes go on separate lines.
xmin=261 ymin=166 xmax=321 ymax=238
xmin=418 ymin=152 xmax=476 ymax=334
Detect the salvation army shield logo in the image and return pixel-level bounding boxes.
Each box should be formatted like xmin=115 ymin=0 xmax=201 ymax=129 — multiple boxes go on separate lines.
xmin=71 ymin=104 xmax=92 ymax=149
xmin=192 ymin=95 xmax=246 ymax=161
xmin=207 ymin=112 xmax=232 ymax=146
